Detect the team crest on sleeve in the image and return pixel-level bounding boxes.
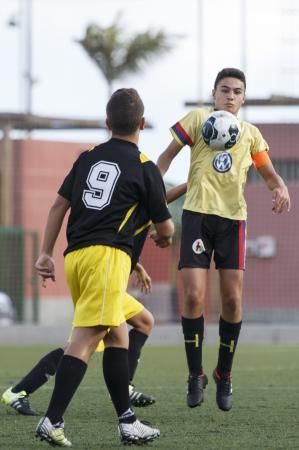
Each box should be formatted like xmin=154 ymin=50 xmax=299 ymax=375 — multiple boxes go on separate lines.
xmin=212 ymin=152 xmax=232 ymax=173
xmin=192 ymin=239 xmax=205 ymax=254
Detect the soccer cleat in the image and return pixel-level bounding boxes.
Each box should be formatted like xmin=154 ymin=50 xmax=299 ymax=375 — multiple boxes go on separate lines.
xmin=213 ymin=368 xmax=233 ymax=411
xmin=118 ymin=419 xmax=160 ymax=445
xmin=187 ymin=373 xmax=208 ymax=408
xmin=35 ymin=416 xmax=72 ymax=447
xmin=129 ymin=384 xmax=155 ymax=407
xmin=1 ymin=386 xmax=38 ymax=416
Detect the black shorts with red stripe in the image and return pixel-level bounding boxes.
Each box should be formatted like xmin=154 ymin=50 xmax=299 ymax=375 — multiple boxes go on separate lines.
xmin=178 ymin=210 xmax=246 ymax=270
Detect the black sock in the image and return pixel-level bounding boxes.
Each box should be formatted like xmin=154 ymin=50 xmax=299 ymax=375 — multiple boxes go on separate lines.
xmin=12 ymin=348 xmax=64 ymax=394
xmin=103 ymin=347 xmax=135 ymax=423
xmin=181 ymin=315 xmax=204 ymax=376
xmin=46 ymin=355 xmax=87 ymax=424
xmin=217 ymin=316 xmax=242 ymax=377
xmin=128 ymin=329 xmax=148 ymax=383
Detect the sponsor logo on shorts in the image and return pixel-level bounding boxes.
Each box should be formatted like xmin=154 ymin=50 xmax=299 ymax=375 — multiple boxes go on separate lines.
xmin=213 ymin=152 xmax=232 ymax=173
xmin=192 ymin=239 xmax=205 ymax=254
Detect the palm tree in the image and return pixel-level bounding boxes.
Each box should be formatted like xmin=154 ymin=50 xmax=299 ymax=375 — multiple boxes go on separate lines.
xmin=77 ymin=14 xmax=174 ymax=97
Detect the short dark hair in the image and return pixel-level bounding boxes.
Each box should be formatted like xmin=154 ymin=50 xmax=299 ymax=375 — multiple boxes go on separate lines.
xmin=106 ymin=88 xmax=144 ymax=135
xmin=214 ymin=68 xmax=246 ymax=90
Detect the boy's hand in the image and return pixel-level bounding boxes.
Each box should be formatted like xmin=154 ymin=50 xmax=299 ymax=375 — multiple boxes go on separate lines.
xmin=134 ymin=263 xmax=152 ymax=294
xmin=149 ymin=231 xmax=173 ymax=248
xmin=272 ymin=185 xmax=291 ymax=214
xmin=35 ymin=254 xmax=55 ymax=287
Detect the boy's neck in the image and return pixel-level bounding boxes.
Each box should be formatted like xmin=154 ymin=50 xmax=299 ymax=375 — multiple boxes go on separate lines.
xmin=111 ymin=132 xmax=139 ymax=146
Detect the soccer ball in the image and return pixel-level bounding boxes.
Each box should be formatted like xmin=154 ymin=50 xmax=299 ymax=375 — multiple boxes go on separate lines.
xmin=201 ymin=110 xmax=241 ymax=150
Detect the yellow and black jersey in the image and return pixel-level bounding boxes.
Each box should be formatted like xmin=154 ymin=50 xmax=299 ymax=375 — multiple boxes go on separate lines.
xmin=130 ymin=204 xmax=152 ymax=271
xmin=59 ymin=138 xmax=170 ymax=256
xmin=171 ymin=108 xmax=269 ymax=220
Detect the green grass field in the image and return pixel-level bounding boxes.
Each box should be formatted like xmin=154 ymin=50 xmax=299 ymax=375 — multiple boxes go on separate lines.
xmin=0 ymin=345 xmax=298 ymax=450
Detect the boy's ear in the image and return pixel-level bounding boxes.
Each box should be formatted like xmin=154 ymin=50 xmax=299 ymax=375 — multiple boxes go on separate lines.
xmin=106 ymin=118 xmax=112 ymax=130
xmin=140 ymin=117 xmax=145 ymax=130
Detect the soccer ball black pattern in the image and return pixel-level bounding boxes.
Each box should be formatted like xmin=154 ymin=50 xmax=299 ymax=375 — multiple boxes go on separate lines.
xmin=201 ymin=110 xmax=241 ymax=150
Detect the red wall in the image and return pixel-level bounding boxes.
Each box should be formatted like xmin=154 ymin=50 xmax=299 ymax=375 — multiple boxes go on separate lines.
xmin=14 ymin=139 xmax=91 ymax=297
xmin=258 ymin=123 xmax=299 ymax=158
xmin=244 ymin=185 xmax=299 ymax=309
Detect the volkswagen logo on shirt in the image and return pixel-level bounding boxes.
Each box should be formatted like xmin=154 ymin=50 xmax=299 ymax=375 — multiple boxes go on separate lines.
xmin=212 ymin=152 xmax=232 ymax=173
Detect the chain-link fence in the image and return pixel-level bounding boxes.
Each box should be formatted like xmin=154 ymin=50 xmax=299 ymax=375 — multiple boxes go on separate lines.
xmin=0 ymin=226 xmax=39 ymax=323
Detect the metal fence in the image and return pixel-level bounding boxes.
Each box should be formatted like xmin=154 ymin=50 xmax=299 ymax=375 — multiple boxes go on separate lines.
xmin=0 ymin=226 xmax=39 ymax=323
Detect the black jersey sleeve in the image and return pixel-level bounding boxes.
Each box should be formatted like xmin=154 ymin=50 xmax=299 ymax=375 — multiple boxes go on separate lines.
xmin=58 ymin=151 xmax=87 ymax=201
xmin=128 ymin=204 xmax=151 ymax=271
xmin=130 ymin=227 xmax=150 ymax=272
xmin=142 ymin=161 xmax=171 ymax=223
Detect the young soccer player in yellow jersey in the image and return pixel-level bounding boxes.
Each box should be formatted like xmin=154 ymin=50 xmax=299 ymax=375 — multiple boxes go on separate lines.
xmin=157 ymin=68 xmax=291 ymax=412
xmin=32 ymin=88 xmax=174 ymax=447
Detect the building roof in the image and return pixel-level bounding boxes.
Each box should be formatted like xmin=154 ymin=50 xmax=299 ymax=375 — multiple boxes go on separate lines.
xmin=185 ymin=95 xmax=299 ymax=107
xmin=0 ymin=112 xmax=106 ymax=131
xmin=0 ymin=112 xmax=153 ymax=131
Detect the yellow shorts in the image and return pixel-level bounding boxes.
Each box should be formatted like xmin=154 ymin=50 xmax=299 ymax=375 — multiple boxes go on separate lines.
xmin=96 ymin=292 xmax=144 ymax=352
xmin=64 ymin=245 xmax=131 ymax=327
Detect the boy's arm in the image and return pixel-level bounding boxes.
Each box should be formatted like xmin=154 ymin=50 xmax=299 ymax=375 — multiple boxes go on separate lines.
xmin=150 ymin=219 xmax=175 ymax=248
xmin=258 ymin=163 xmax=291 ymax=214
xmin=134 ymin=262 xmax=152 ymax=294
xmin=157 ymin=139 xmax=182 ymax=175
xmin=35 ymin=195 xmax=70 ymax=286
xmin=166 ymin=183 xmax=187 ymax=204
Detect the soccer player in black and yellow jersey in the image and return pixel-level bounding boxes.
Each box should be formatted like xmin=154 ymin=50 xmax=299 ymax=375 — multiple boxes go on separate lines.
xmin=32 ymin=88 xmax=174 ymax=447
xmin=1 ymin=186 xmax=184 ymax=421
xmin=0 ymin=224 xmax=158 ymax=417
xmin=157 ymin=68 xmax=291 ymax=412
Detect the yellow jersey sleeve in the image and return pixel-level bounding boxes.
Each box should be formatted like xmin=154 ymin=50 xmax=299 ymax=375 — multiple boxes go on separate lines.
xmin=170 ymin=109 xmax=212 ymax=147
xmin=246 ymin=123 xmax=269 ymax=156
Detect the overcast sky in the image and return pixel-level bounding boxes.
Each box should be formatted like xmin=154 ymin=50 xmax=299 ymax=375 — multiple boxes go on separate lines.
xmin=1 ymin=0 xmax=299 ymax=183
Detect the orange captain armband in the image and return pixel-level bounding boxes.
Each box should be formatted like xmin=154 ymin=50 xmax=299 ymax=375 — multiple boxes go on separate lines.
xmin=252 ymin=150 xmax=271 ymax=169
